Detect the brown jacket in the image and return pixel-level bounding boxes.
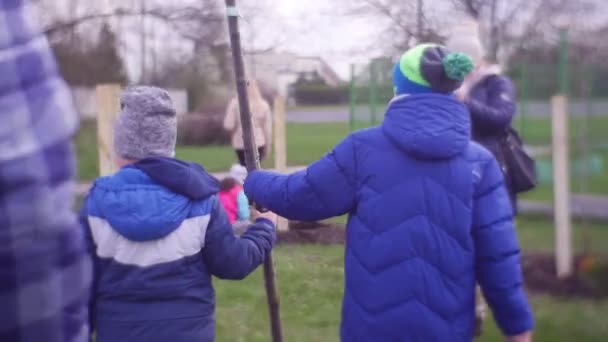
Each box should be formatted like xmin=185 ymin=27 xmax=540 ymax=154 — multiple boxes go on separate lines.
xmin=223 ymin=98 xmax=272 ymax=149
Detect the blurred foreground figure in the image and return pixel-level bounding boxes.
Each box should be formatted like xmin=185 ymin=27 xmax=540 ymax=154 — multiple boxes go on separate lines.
xmin=245 ymin=44 xmax=534 ymax=342
xmin=0 ymin=1 xmax=91 ymax=341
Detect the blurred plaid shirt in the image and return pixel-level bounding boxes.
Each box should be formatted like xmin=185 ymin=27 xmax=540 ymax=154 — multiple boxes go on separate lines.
xmin=0 ymin=1 xmax=91 ymax=341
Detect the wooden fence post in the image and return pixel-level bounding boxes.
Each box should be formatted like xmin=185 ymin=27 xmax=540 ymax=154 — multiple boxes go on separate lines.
xmin=273 ymin=96 xmax=289 ymax=232
xmin=96 ymin=84 xmax=122 ymax=176
xmin=552 ymin=94 xmax=573 ymax=278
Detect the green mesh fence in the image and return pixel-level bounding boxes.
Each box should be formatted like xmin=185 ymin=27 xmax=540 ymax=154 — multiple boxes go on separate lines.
xmin=349 ymin=58 xmax=394 ymax=130
xmin=511 ymin=62 xmax=608 ymax=199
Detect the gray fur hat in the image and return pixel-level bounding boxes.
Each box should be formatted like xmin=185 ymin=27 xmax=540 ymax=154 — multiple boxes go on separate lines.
xmin=114 ymin=86 xmax=177 ymax=160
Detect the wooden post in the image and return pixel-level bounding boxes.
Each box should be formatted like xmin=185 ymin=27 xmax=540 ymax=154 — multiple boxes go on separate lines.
xmin=96 ymin=84 xmax=121 ymax=176
xmin=552 ymin=95 xmax=573 ymax=278
xmin=273 ymin=96 xmax=287 ymax=172
xmin=273 ymin=96 xmax=289 ymax=232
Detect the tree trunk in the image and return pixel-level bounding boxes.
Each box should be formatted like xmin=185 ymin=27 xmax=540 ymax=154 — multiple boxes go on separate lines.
xmin=487 ymin=0 xmax=500 ymax=63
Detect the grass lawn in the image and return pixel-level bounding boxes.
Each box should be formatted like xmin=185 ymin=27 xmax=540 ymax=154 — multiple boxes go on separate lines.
xmin=512 ymin=114 xmax=608 ymax=147
xmin=76 ymin=118 xmax=608 ymax=201
xmin=521 ymin=152 xmax=608 ymax=202
xmin=288 ymin=104 xmax=349 ymax=111
xmin=76 ymin=121 xmax=358 ymax=180
xmin=214 ymin=245 xmax=608 ymax=342
xmin=326 ymin=215 xmax=608 ymax=254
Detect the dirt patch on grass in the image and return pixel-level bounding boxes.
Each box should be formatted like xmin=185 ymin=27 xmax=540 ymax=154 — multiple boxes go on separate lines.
xmin=523 ymin=253 xmax=608 ymax=298
xmin=279 ymin=221 xmax=608 ymax=298
xmin=277 ymin=221 xmax=345 ymax=245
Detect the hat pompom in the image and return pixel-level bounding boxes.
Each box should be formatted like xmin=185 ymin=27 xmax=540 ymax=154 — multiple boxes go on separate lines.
xmin=442 ymin=53 xmax=473 ymax=81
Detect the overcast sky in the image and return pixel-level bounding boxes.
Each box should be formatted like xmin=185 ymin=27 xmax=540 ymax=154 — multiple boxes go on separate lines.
xmin=243 ymin=0 xmax=469 ymax=78
xmin=243 ymin=0 xmax=380 ymax=78
xmin=44 ymin=0 xmax=454 ymax=79
xmin=43 ymin=0 xmax=479 ymax=80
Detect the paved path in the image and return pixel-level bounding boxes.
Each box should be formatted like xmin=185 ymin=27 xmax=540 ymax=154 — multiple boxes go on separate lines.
xmin=76 ymin=165 xmax=608 ymax=220
xmin=286 ymin=104 xmax=608 ymax=123
xmin=519 ymin=195 xmax=608 ymax=220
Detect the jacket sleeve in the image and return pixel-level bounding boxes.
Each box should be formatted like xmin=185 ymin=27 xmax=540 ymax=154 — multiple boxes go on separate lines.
xmin=466 ymin=76 xmax=516 ymax=133
xmin=202 ymin=196 xmax=275 ymax=280
xmin=223 ymin=99 xmax=238 ymax=132
xmin=472 ymin=157 xmax=534 ymax=336
xmin=237 ymin=189 xmax=251 ymax=221
xmin=244 ymin=135 xmax=357 ymax=221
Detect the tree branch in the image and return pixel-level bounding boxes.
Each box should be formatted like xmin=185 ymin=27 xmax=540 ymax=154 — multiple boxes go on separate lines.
xmin=452 ymin=0 xmax=485 ymax=18
xmin=43 ymin=7 xmax=223 ymax=37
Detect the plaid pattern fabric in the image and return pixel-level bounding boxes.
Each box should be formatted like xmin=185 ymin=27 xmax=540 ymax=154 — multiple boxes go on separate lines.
xmin=0 ymin=1 xmax=91 ymax=341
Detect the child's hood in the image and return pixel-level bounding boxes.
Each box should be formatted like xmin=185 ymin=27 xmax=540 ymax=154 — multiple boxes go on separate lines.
xmin=382 ymin=94 xmax=471 ymax=159
xmin=89 ymin=157 xmax=220 ymax=241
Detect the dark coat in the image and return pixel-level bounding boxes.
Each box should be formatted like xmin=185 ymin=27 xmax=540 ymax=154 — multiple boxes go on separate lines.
xmin=466 ymin=74 xmax=518 ymax=210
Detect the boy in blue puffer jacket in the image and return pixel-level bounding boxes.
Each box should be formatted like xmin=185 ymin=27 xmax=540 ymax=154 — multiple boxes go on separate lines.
xmin=245 ymin=44 xmax=533 ymax=342
xmin=80 ymin=86 xmax=276 ymax=342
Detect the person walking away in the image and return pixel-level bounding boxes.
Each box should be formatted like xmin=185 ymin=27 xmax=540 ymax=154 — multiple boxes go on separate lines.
xmin=0 ymin=2 xmax=92 ymax=341
xmin=80 ymin=86 xmax=276 ymax=342
xmin=244 ymin=44 xmax=534 ymax=342
xmin=219 ymin=164 xmax=251 ymax=234
xmin=447 ymin=35 xmax=526 ymax=336
xmin=447 ymin=34 xmax=519 ymax=213
xmin=223 ymin=80 xmax=272 ymax=166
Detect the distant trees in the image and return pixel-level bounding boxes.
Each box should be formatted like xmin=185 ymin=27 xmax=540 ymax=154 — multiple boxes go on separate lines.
xmin=52 ymin=24 xmax=127 ymax=86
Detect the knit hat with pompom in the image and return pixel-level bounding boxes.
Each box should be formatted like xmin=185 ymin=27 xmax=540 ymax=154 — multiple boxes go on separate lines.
xmin=392 ymin=44 xmax=473 ymax=95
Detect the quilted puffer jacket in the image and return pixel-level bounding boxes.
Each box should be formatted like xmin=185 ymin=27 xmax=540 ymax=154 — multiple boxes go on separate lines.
xmin=245 ymin=94 xmax=533 ymax=341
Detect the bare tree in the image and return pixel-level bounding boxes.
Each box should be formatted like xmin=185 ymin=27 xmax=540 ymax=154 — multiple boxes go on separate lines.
xmin=344 ymin=0 xmax=450 ymax=55
xmin=452 ymin=0 xmax=600 ymax=63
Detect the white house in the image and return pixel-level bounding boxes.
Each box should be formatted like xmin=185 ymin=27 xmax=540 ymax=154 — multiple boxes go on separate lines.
xmin=244 ymin=51 xmax=342 ymax=96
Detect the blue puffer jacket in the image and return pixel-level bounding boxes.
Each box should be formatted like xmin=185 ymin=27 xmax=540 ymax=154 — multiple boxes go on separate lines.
xmin=80 ymin=157 xmax=275 ymax=342
xmin=245 ymin=94 xmax=533 ymax=341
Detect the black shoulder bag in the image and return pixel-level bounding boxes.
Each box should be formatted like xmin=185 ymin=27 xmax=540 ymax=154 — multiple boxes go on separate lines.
xmin=499 ymin=127 xmax=538 ymax=193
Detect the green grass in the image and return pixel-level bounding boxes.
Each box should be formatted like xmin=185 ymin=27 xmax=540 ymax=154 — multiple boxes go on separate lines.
xmin=76 ymin=118 xmax=608 ymax=202
xmin=76 ymin=121 xmax=357 ymax=180
xmin=522 ymin=154 xmax=608 ymax=202
xmin=516 ymin=216 xmax=608 ymax=253
xmin=175 ymin=121 xmax=357 ymax=173
xmin=288 ymin=104 xmax=349 ymax=111
xmin=214 ymin=245 xmax=608 ymax=342
xmin=326 ymin=215 xmax=608 ymax=254
xmin=513 ymin=115 xmax=608 ymax=146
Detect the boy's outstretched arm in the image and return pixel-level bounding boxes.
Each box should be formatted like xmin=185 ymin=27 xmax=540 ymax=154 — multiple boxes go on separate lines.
xmin=472 ymin=157 xmax=534 ymax=338
xmin=202 ymin=197 xmax=276 ymax=280
xmin=244 ymin=135 xmax=357 ymax=221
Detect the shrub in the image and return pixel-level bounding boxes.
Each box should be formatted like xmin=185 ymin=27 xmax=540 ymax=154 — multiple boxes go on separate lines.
xmin=178 ymin=108 xmax=230 ymax=146
xmin=293 ymin=85 xmax=349 ymax=105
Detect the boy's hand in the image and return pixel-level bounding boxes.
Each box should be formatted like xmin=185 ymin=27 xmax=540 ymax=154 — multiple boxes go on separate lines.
xmin=253 ymin=209 xmax=277 ymax=224
xmin=506 ymin=331 xmax=532 ymax=342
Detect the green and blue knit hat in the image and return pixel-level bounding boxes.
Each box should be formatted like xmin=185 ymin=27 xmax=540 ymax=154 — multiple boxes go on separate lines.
xmin=392 ymin=43 xmax=473 ymax=95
